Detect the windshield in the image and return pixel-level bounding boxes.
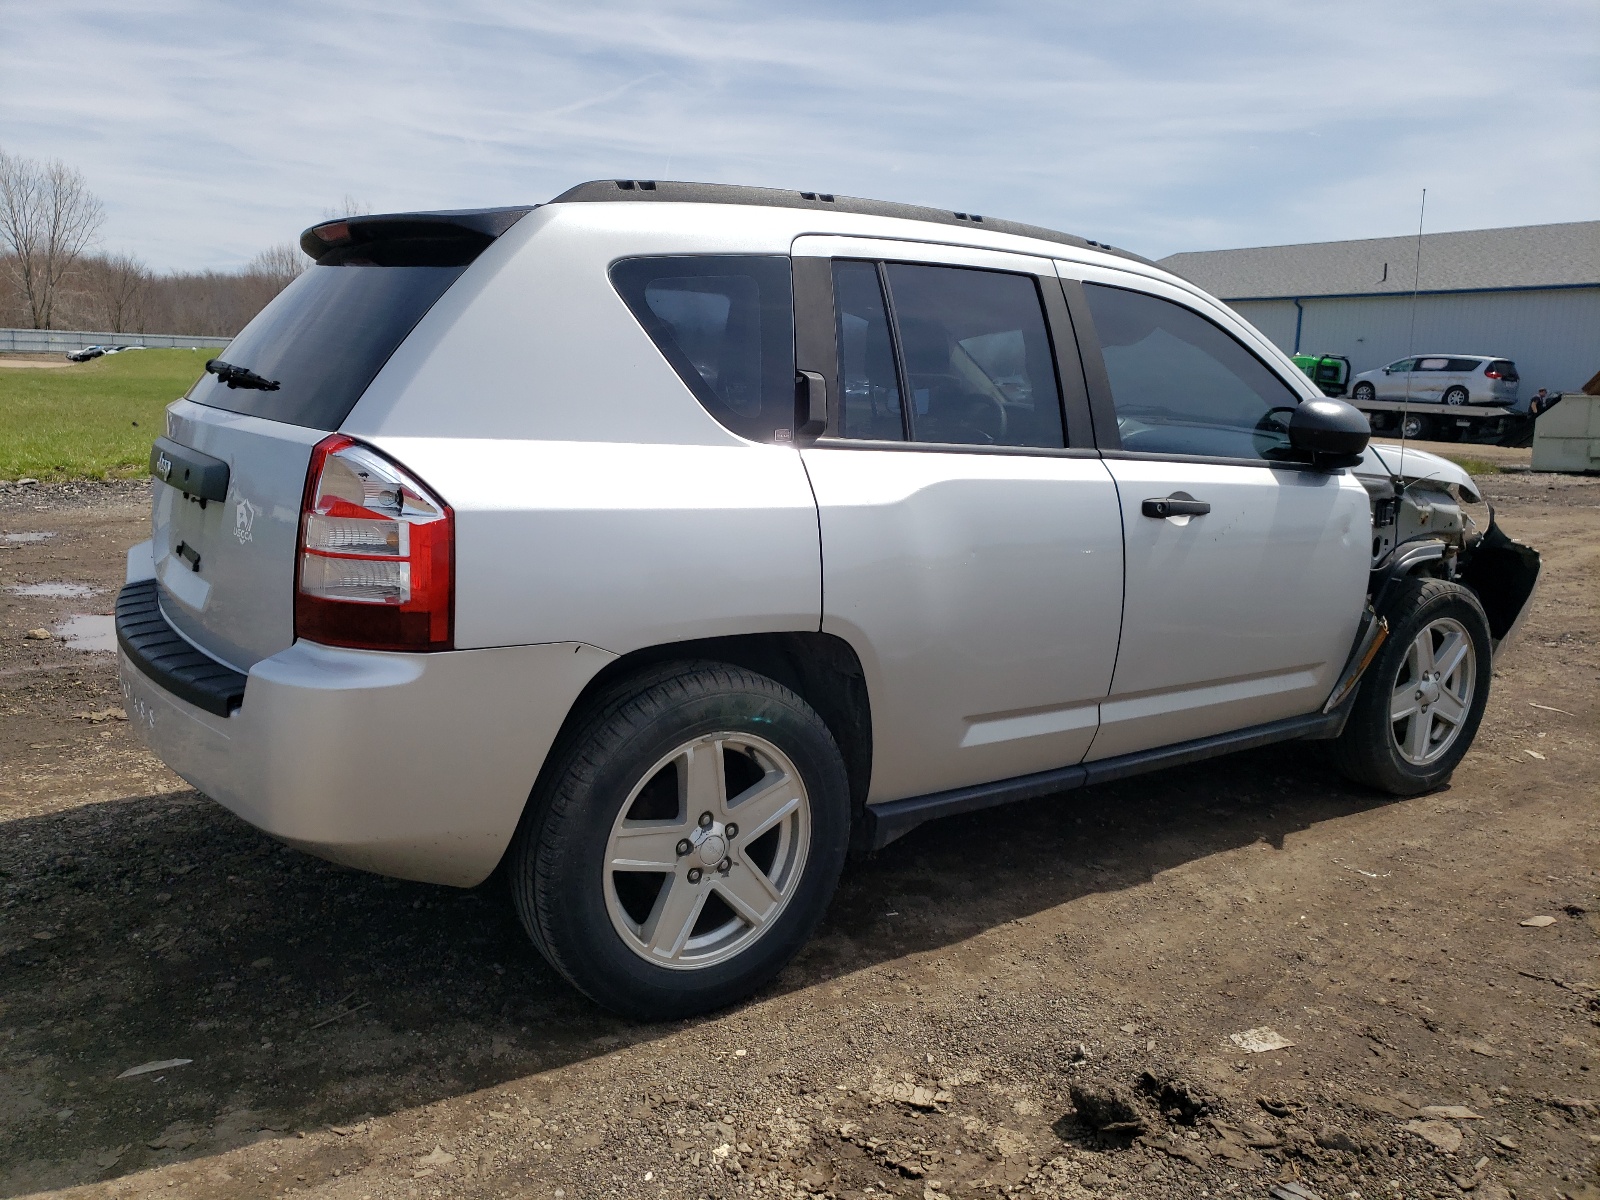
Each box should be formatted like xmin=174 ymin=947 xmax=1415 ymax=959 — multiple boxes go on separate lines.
xmin=187 ymin=262 xmax=468 ymax=430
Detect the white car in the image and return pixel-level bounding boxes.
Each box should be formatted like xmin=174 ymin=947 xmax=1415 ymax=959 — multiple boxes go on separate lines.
xmin=118 ymin=182 xmax=1539 ymax=1018
xmin=1350 ymin=354 xmax=1521 ymax=408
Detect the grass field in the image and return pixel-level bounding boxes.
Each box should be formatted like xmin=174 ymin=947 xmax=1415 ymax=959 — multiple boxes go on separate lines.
xmin=0 ymin=349 xmax=212 ymax=480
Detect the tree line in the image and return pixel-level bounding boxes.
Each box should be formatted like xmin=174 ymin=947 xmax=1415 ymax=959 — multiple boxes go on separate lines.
xmin=0 ymin=145 xmax=314 ymax=338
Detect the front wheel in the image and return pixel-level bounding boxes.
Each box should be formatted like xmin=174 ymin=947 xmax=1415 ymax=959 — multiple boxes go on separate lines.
xmin=1332 ymin=577 xmax=1493 ymax=795
xmin=1399 ymin=412 xmax=1429 ymax=440
xmin=1352 ymin=382 xmax=1376 ymax=403
xmin=510 ymin=662 xmax=851 ymax=1019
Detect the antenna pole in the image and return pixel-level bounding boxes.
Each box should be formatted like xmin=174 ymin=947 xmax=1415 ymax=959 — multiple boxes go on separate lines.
xmin=1398 ymin=188 xmax=1427 ymax=471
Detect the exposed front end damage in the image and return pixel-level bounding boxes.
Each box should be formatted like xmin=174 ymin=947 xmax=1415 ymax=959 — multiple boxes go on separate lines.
xmin=1354 ymin=446 xmax=1540 ymax=659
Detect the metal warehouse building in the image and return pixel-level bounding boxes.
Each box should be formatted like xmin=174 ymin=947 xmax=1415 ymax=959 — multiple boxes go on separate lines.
xmin=1160 ymin=221 xmax=1600 ymax=395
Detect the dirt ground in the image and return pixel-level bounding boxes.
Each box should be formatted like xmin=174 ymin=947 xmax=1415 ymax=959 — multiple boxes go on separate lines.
xmin=0 ymin=355 xmax=78 ymax=370
xmin=1 ymin=466 xmax=1596 ymax=1200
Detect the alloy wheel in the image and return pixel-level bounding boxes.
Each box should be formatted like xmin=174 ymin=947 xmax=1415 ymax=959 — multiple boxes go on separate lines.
xmin=1388 ymin=616 xmax=1476 ymax=766
xmin=602 ymin=732 xmax=810 ymax=970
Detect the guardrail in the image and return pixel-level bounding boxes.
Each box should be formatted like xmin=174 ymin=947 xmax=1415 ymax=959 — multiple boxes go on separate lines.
xmin=0 ymin=328 xmax=232 ymax=353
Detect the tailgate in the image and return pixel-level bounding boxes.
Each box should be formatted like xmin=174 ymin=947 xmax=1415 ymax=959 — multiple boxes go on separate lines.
xmin=151 ymin=400 xmax=323 ymax=669
xmin=141 ymin=205 xmax=533 ymax=670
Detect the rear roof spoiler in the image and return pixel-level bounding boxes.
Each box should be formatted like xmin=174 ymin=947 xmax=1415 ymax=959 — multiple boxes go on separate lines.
xmin=300 ymin=207 xmax=535 ymax=266
xmin=548 ymin=179 xmax=1155 ymax=267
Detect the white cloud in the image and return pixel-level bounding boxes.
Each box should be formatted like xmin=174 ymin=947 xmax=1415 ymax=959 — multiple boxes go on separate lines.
xmin=1 ymin=0 xmax=1594 ymax=270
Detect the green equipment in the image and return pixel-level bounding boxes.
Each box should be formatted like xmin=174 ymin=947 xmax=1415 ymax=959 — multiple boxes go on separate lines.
xmin=1292 ymin=353 xmax=1351 ymax=398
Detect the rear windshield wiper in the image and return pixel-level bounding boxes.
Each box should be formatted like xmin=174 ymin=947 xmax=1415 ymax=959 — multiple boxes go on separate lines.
xmin=205 ymin=358 xmax=280 ymax=391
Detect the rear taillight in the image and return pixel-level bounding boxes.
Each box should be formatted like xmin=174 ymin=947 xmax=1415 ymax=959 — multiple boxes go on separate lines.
xmin=1485 ymin=370 xmax=1504 ymax=380
xmin=295 ymin=435 xmax=453 ymax=651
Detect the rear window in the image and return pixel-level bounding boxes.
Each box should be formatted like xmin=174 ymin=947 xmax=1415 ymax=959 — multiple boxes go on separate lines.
xmin=1487 ymin=359 xmax=1519 ymax=380
xmin=610 ymin=255 xmax=795 ymax=443
xmin=187 ymin=262 xmax=468 ymax=429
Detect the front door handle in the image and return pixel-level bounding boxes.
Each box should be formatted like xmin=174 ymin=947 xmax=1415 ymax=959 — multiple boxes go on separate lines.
xmin=1141 ymin=495 xmax=1211 ymax=519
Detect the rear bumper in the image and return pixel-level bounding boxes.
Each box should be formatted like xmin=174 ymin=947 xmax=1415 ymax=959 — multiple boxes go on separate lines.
xmin=117 ymin=579 xmax=615 ymax=887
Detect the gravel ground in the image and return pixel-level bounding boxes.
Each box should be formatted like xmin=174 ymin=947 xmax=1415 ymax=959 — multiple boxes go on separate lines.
xmin=1 ymin=472 xmax=1596 ymax=1200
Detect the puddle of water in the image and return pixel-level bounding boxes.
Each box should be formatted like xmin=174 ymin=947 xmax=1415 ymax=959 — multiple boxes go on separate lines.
xmin=55 ymin=614 xmax=117 ymax=652
xmin=11 ymin=582 xmax=95 ymax=599
xmin=3 ymin=532 xmax=56 ymax=544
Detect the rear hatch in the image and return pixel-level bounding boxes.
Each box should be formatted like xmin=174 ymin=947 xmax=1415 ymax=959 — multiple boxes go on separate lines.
xmin=149 ymin=207 xmax=530 ymax=671
xmin=1485 ymin=359 xmax=1519 ymax=399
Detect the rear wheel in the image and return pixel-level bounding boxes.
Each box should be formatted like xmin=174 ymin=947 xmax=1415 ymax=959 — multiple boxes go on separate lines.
xmin=1443 ymin=386 xmax=1469 ymax=406
xmin=1332 ymin=577 xmax=1492 ymax=795
xmin=509 ymin=662 xmax=851 ymax=1019
xmin=1352 ymin=382 xmax=1376 ymax=403
xmin=1399 ymin=412 xmax=1428 ymax=440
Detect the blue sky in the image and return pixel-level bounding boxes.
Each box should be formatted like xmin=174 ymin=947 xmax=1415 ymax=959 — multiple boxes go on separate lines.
xmin=4 ymin=0 xmax=1596 ymax=271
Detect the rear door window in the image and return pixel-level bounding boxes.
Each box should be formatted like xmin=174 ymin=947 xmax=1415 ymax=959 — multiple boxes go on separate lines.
xmin=827 ymin=260 xmax=1066 ymax=449
xmin=611 ymin=256 xmax=795 ymax=443
xmin=188 ymin=263 xmax=469 ymax=429
xmin=883 ymin=264 xmax=1065 ymax=449
xmin=1447 ymin=358 xmax=1483 ymax=372
xmin=1415 ymin=357 xmax=1451 ymax=371
xmin=1082 ymin=282 xmax=1302 ymax=460
xmin=832 ymin=260 xmax=907 ymax=440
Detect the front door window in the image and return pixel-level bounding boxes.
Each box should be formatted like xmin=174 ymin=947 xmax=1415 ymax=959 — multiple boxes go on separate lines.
xmin=1081 ymin=283 xmax=1302 ymax=460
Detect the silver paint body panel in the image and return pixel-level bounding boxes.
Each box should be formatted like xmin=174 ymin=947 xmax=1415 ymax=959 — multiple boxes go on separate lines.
xmin=802 ymin=445 xmax=1125 ymax=802
xmin=152 ymin=401 xmax=322 ymax=669
xmin=1089 ymin=457 xmax=1370 ymax=759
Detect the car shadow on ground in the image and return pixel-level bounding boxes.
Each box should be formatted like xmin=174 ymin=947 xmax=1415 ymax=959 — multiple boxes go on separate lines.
xmin=0 ymin=741 xmax=1397 ymax=1192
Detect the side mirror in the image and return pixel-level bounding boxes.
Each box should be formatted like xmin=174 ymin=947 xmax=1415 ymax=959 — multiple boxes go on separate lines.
xmin=1382 ymin=367 xmax=1392 ymax=375
xmin=1290 ymin=398 xmax=1369 ymax=469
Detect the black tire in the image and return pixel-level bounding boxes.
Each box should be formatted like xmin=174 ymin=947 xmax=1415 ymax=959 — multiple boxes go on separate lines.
xmin=1399 ymin=412 xmax=1429 ymax=440
xmin=1332 ymin=577 xmax=1493 ymax=795
xmin=509 ymin=661 xmax=851 ymax=1020
xmin=1352 ymin=382 xmax=1376 ymax=403
xmin=1443 ymin=386 xmax=1469 ymax=406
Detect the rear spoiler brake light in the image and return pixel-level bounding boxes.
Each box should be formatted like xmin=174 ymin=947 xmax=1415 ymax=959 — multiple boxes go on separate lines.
xmin=299 ymin=207 xmax=534 ymax=267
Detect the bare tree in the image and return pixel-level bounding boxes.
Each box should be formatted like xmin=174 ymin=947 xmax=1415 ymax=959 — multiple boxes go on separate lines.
xmin=97 ymin=252 xmax=150 ymax=332
xmin=323 ymin=195 xmax=374 ymax=219
xmin=0 ymin=147 xmax=106 ymax=328
xmin=248 ymin=242 xmax=308 ymax=292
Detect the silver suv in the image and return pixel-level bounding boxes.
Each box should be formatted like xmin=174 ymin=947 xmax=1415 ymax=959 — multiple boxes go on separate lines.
xmin=118 ymin=182 xmax=1539 ymax=1018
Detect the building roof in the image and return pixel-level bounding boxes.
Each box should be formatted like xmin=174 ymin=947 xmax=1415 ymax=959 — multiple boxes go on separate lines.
xmin=1159 ymin=221 xmax=1600 ymax=300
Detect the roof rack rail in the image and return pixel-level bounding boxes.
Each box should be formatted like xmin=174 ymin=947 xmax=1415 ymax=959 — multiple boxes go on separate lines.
xmin=548 ymin=180 xmax=1152 ymax=266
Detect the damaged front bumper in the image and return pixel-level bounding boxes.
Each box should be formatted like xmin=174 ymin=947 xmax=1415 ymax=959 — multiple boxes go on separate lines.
xmin=1459 ymin=516 xmax=1541 ymax=659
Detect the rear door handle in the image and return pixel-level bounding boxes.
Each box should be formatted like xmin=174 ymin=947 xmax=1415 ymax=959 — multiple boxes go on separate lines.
xmin=795 ymin=370 xmax=827 ymax=438
xmin=1141 ymin=496 xmax=1211 ymax=519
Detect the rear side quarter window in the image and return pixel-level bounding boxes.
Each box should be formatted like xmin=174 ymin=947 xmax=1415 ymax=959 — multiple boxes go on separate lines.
xmin=611 ymin=256 xmax=795 ymax=443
